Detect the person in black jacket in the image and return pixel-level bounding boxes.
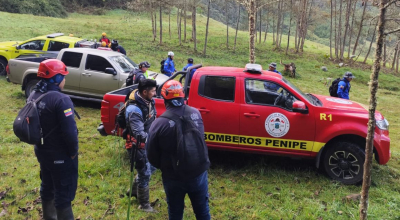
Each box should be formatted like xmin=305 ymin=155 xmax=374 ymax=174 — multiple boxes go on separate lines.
xmin=125 ymin=79 xmax=157 ymax=212
xmin=147 ymin=80 xmax=211 ymax=220
xmin=125 ymin=61 xmax=150 ymax=87
xmin=110 ymin=39 xmax=126 ymax=55
xmin=31 ymin=59 xmax=79 ymax=220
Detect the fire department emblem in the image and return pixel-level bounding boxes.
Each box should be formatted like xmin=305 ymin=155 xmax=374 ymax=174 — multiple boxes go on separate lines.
xmin=265 ymin=113 xmax=290 ymax=137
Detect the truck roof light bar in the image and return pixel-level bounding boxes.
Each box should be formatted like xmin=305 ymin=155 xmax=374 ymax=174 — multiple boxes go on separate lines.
xmin=244 ymin=63 xmax=263 ymax=74
xmin=47 ymin=33 xmax=64 ymax=38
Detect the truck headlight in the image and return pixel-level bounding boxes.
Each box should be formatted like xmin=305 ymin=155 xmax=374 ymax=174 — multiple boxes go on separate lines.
xmin=376 ymin=118 xmax=389 ymax=130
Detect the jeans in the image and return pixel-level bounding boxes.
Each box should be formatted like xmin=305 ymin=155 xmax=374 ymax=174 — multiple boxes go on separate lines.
xmin=162 ymin=171 xmax=210 ymax=220
xmin=35 ymin=150 xmax=78 ymax=209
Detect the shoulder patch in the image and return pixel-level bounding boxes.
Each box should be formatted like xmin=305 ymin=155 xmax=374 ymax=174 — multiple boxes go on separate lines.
xmin=64 ymin=108 xmax=73 ymax=117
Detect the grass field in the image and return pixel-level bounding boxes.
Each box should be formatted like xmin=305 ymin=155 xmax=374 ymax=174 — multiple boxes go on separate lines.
xmin=0 ymin=10 xmax=400 ymax=219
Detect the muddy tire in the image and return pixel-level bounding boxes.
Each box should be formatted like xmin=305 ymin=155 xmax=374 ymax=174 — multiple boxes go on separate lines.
xmin=0 ymin=59 xmax=7 ymax=76
xmin=323 ymin=141 xmax=365 ymax=185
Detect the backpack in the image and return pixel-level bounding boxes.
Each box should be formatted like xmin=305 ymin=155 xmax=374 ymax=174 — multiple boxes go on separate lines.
xmin=116 ymin=101 xmax=128 ymax=129
xmin=329 ymin=78 xmax=343 ymax=97
xmin=160 ymin=59 xmax=166 ymax=74
xmin=13 ymin=91 xmax=58 ymax=145
xmin=160 ymin=106 xmax=209 ymax=176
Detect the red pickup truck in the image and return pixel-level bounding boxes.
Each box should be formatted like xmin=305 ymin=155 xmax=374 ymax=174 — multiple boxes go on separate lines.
xmin=98 ymin=64 xmax=390 ymax=185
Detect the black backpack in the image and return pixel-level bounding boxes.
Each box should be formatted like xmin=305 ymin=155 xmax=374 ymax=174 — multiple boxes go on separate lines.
xmin=160 ymin=106 xmax=209 ymax=177
xmin=160 ymin=59 xmax=166 ymax=74
xmin=13 ymin=91 xmax=58 ymax=145
xmin=116 ymin=101 xmax=128 ymax=129
xmin=329 ymin=78 xmax=343 ymax=97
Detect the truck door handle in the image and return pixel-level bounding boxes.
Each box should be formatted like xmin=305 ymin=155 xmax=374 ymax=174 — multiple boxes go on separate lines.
xmin=82 ymin=73 xmax=91 ymax=76
xmin=244 ymin=113 xmax=260 ymax=118
xmin=198 ymin=108 xmax=210 ymax=114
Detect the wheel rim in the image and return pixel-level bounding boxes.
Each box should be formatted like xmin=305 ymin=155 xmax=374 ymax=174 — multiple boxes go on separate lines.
xmin=328 ymin=150 xmax=361 ymax=180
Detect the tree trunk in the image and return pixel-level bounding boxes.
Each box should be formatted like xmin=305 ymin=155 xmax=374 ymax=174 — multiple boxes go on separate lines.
xmin=391 ymin=43 xmax=398 ymax=69
xmin=177 ymin=8 xmax=180 ymax=35
xmin=179 ymin=7 xmax=182 ymax=45
xmin=192 ymin=0 xmax=197 ymax=52
xmin=151 ymin=9 xmax=156 ymax=41
xmin=184 ymin=0 xmax=187 ymax=42
xmin=334 ymin=0 xmax=338 ymax=59
xmin=352 ymin=0 xmax=368 ymax=55
xmin=347 ymin=0 xmax=357 ymax=58
xmin=203 ymin=0 xmax=211 ymax=55
xmin=264 ymin=9 xmax=268 ymax=43
xmin=340 ymin=0 xmax=352 ymax=59
xmin=359 ymin=0 xmax=387 ymax=219
xmin=300 ymin=0 xmax=311 ymax=52
xmin=275 ymin=2 xmax=281 ymax=47
xmin=286 ymin=0 xmax=293 ymax=55
xmin=363 ymin=23 xmax=377 ymax=64
xmin=338 ymin=0 xmax=343 ymax=59
xmin=226 ymin=0 xmax=229 ymax=49
xmin=259 ymin=8 xmax=262 ymax=44
xmin=396 ymin=47 xmax=400 ymax=72
xmin=234 ymin=4 xmax=241 ymax=51
xmin=159 ymin=3 xmax=162 ymax=45
xmin=383 ymin=39 xmax=386 ymax=67
xmin=169 ymin=9 xmax=171 ymax=39
xmin=155 ymin=13 xmax=157 ymax=39
xmin=330 ymin=0 xmax=333 ymax=58
xmin=249 ymin=0 xmax=256 ymax=63
xmin=279 ymin=2 xmax=284 ymax=48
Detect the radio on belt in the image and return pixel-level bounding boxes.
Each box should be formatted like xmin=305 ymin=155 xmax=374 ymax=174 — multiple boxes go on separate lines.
xmin=244 ymin=63 xmax=263 ymax=74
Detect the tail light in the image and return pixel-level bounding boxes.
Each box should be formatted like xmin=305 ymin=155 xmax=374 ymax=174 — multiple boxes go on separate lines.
xmin=6 ymin=64 xmax=10 ymax=75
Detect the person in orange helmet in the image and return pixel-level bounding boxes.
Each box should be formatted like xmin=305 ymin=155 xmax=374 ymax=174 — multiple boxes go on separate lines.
xmin=99 ymin=32 xmax=110 ymax=45
xmin=31 ymin=59 xmax=79 ymax=220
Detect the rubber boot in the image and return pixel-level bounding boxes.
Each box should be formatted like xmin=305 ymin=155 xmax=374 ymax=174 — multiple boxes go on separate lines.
xmin=42 ymin=199 xmax=57 ymax=220
xmin=137 ymin=187 xmax=155 ymax=212
xmin=56 ymin=205 xmax=74 ymax=220
xmin=126 ymin=176 xmax=138 ymax=198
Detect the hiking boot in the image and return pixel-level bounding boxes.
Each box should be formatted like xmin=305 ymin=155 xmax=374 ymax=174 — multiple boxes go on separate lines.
xmin=137 ymin=187 xmax=155 ymax=213
xmin=56 ymin=205 xmax=74 ymax=220
xmin=42 ymin=199 xmax=57 ymax=220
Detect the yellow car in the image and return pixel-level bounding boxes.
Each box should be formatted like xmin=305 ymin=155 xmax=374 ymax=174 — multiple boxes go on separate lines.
xmin=0 ymin=33 xmax=90 ymax=75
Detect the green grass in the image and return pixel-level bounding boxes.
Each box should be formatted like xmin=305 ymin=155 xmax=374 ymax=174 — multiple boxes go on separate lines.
xmin=1 ymin=10 xmax=400 ymax=219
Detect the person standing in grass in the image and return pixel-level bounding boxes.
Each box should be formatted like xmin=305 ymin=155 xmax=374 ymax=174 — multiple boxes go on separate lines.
xmin=125 ymin=79 xmax=158 ymax=212
xmin=337 ymin=72 xmax=355 ymax=100
xmin=147 ymin=80 xmax=211 ymax=220
xmin=163 ymin=51 xmax=176 ymax=77
xmin=31 ymin=59 xmax=79 ymax=220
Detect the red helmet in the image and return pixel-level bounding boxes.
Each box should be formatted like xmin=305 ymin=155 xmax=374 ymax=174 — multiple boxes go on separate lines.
xmin=161 ymin=80 xmax=184 ymax=100
xmin=37 ymin=59 xmax=68 ymax=79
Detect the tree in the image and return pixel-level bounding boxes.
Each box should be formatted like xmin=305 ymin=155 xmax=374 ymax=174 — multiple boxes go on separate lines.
xmin=159 ymin=1 xmax=162 ymax=45
xmin=234 ymin=3 xmax=241 ymax=51
xmin=359 ymin=0 xmax=390 ymax=219
xmin=330 ymin=0 xmax=333 ymax=58
xmin=286 ymin=0 xmax=293 ymax=55
xmin=192 ymin=0 xmax=197 ymax=52
xmin=204 ymin=0 xmax=211 ymax=55
xmin=226 ymin=0 xmax=229 ymax=49
xmin=352 ymin=0 xmax=368 ymax=55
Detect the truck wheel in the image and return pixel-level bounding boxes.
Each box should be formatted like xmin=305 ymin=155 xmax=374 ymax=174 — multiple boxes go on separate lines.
xmin=323 ymin=142 xmax=365 ymax=185
xmin=25 ymin=79 xmax=39 ymax=98
xmin=0 ymin=59 xmax=7 ymax=76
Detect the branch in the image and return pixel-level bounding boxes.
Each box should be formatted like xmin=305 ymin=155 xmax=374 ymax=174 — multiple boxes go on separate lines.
xmin=383 ymin=0 xmax=399 ymax=9
xmin=257 ymin=0 xmax=281 ymax=10
xmin=384 ymin=27 xmax=400 ymax=35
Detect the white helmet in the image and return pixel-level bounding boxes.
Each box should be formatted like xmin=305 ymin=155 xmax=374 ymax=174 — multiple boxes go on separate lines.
xmin=168 ymin=51 xmax=174 ymax=56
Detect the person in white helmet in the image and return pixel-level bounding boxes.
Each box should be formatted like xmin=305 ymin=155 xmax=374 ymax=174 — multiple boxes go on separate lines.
xmin=163 ymin=51 xmax=176 ymax=77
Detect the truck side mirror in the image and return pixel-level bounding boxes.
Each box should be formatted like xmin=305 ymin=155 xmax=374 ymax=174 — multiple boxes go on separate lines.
xmin=292 ymin=100 xmax=308 ymax=114
xmin=105 ymin=67 xmax=117 ymax=75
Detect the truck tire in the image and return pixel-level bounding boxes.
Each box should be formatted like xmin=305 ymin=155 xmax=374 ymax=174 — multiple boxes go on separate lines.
xmin=25 ymin=79 xmax=40 ymax=98
xmin=323 ymin=141 xmax=365 ymax=185
xmin=0 ymin=59 xmax=7 ymax=76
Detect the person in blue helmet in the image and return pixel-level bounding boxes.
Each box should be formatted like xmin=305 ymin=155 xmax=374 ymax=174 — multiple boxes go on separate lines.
xmin=264 ymin=62 xmax=282 ymax=92
xmin=163 ymin=51 xmax=176 ymax=77
xmin=337 ymin=72 xmax=355 ymax=100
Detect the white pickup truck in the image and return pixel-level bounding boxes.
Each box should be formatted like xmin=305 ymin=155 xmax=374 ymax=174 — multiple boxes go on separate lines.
xmin=7 ymin=48 xmax=157 ymax=100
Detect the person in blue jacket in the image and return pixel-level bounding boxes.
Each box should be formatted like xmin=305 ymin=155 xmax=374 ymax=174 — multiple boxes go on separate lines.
xmin=110 ymin=40 xmax=126 ymax=55
xmin=337 ymin=72 xmax=355 ymax=100
xmin=264 ymin=62 xmax=282 ymax=92
xmin=163 ymin=51 xmax=176 ymax=77
xmin=182 ymin=58 xmax=197 ymax=83
xmin=31 ymin=59 xmax=79 ymax=220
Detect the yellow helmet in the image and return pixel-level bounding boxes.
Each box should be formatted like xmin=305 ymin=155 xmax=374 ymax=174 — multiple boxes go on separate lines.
xmin=102 ymin=32 xmax=107 ymax=37
xmin=101 ymin=41 xmax=107 ymax=47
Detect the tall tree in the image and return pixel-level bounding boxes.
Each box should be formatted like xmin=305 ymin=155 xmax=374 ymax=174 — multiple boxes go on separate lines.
xmin=263 ymin=9 xmax=268 ymax=43
xmin=192 ymin=0 xmax=197 ymax=52
xmin=204 ymin=0 xmax=211 ymax=55
xmin=340 ymin=0 xmax=352 ymax=59
xmin=363 ymin=21 xmax=378 ymax=64
xmin=352 ymin=0 xmax=368 ymax=55
xmin=347 ymin=0 xmax=357 ymax=58
xmin=184 ymin=0 xmax=187 ymax=42
xmin=226 ymin=0 xmax=229 ymax=48
xmin=330 ymin=0 xmax=333 ymax=58
xmin=159 ymin=1 xmax=162 ymax=45
xmin=359 ymin=0 xmax=389 ymax=219
xmin=234 ymin=3 xmax=241 ymax=51
xmin=286 ymin=0 xmax=293 ymax=55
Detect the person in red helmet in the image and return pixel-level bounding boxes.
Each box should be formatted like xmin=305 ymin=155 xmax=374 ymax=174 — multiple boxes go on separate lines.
xmin=147 ymin=80 xmax=211 ymax=220
xmin=31 ymin=59 xmax=79 ymax=220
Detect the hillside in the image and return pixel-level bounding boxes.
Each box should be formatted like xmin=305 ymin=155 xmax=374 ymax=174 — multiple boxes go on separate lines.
xmin=0 ymin=10 xmax=400 ymax=219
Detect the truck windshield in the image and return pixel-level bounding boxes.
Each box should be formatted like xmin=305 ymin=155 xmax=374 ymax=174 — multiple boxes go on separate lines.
xmin=110 ymin=55 xmax=138 ymax=73
xmin=282 ymin=77 xmax=316 ymax=104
